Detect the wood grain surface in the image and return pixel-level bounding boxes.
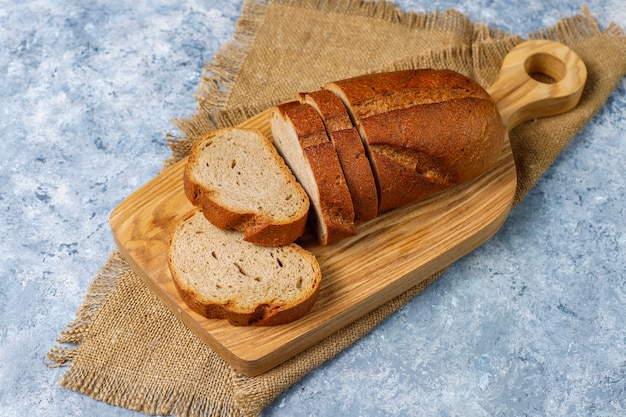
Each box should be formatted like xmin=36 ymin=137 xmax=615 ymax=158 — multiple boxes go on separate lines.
xmin=109 ymin=40 xmax=586 ymax=376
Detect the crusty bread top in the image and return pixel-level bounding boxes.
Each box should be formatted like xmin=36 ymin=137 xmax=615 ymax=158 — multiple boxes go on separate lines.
xmin=183 ymin=127 xmax=309 ymax=246
xmin=298 ymin=90 xmax=353 ymax=132
xmin=360 ymin=96 xmax=504 ymax=183
xmin=324 ymin=68 xmax=493 ymax=119
xmin=168 ymin=210 xmax=321 ymax=326
xmin=272 ymin=101 xmax=329 ymax=149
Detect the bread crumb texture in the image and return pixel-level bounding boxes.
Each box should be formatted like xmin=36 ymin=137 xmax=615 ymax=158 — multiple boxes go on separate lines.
xmin=189 ymin=128 xmax=308 ymax=220
xmin=169 ymin=211 xmax=320 ymax=312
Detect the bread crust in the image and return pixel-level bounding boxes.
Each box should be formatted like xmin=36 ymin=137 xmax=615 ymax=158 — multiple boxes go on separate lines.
xmin=299 ymin=90 xmax=353 ymax=131
xmin=273 ymin=102 xmax=357 ymax=245
xmin=325 ymin=69 xmax=505 ymax=212
xmin=300 ymin=90 xmax=379 ymax=221
xmin=324 ymin=68 xmax=493 ymax=118
xmin=183 ymin=127 xmax=309 ymax=246
xmin=172 ymin=274 xmax=321 ymax=326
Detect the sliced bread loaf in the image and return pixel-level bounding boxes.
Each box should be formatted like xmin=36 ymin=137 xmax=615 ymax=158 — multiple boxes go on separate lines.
xmin=324 ymin=69 xmax=505 ymax=212
xmin=183 ymin=127 xmax=310 ymax=246
xmin=168 ymin=210 xmax=322 ymax=326
xmin=299 ymin=90 xmax=379 ymax=222
xmin=270 ymin=101 xmax=357 ymax=245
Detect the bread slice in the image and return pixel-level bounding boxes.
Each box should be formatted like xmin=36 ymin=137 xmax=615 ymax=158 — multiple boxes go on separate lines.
xmin=270 ymin=101 xmax=357 ymax=245
xmin=183 ymin=127 xmax=310 ymax=246
xmin=325 ymin=69 xmax=505 ymax=212
xmin=168 ymin=210 xmax=322 ymax=326
xmin=299 ymin=90 xmax=379 ymax=222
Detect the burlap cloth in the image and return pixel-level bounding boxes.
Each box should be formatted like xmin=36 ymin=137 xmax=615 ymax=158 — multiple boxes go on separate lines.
xmin=47 ymin=1 xmax=626 ymax=416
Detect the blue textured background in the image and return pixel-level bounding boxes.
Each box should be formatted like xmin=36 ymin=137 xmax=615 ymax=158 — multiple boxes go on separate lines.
xmin=1 ymin=1 xmax=624 ymax=416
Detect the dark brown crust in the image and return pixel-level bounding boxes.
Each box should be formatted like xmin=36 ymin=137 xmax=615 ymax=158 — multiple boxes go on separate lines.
xmin=324 ymin=68 xmax=493 ymax=119
xmin=303 ymin=141 xmax=358 ymax=243
xmin=275 ymin=102 xmax=357 ymax=245
xmin=326 ymin=129 xmax=379 ymax=221
xmin=276 ymin=101 xmax=328 ymax=148
xmin=172 ymin=269 xmax=321 ymax=326
xmin=362 ymin=97 xmax=504 ymax=181
xmin=325 ymin=69 xmax=505 ymax=213
xmin=300 ymin=90 xmax=379 ymax=222
xmin=368 ymin=153 xmax=450 ymax=212
xmin=167 ymin=212 xmax=322 ymax=326
xmin=361 ymin=97 xmax=504 ymax=211
xmin=183 ymin=127 xmax=309 ymax=246
xmin=299 ymin=90 xmax=353 ymax=131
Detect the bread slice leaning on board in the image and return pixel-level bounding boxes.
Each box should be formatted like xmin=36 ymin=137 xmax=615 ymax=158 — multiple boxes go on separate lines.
xmin=270 ymin=101 xmax=357 ymax=245
xmin=169 ymin=68 xmax=504 ymax=326
xmin=298 ymin=89 xmax=379 ymax=222
xmin=168 ymin=210 xmax=322 ymax=326
xmin=183 ymin=127 xmax=310 ymax=247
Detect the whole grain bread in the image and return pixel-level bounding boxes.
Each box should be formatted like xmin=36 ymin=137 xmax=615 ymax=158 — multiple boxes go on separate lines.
xmin=325 ymin=69 xmax=505 ymax=212
xmin=183 ymin=127 xmax=310 ymax=246
xmin=270 ymin=101 xmax=357 ymax=245
xmin=299 ymin=90 xmax=379 ymax=222
xmin=168 ymin=210 xmax=322 ymax=326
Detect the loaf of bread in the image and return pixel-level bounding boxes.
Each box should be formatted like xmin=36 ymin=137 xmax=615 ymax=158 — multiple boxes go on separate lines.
xmin=299 ymin=90 xmax=378 ymax=222
xmin=324 ymin=69 xmax=505 ymax=212
xmin=168 ymin=210 xmax=322 ymax=326
xmin=270 ymin=101 xmax=357 ymax=245
xmin=183 ymin=127 xmax=310 ymax=246
xmin=170 ymin=68 xmax=505 ymax=326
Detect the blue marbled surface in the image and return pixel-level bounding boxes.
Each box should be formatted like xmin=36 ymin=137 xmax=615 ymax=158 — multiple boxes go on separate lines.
xmin=1 ymin=1 xmax=624 ymax=416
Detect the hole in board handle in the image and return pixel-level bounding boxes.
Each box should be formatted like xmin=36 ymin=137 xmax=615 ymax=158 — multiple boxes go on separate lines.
xmin=524 ymin=52 xmax=567 ymax=84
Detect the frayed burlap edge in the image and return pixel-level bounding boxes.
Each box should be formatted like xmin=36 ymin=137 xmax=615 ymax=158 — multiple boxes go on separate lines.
xmin=47 ymin=251 xmax=129 ymax=368
xmin=167 ymin=0 xmax=498 ymax=165
xmin=231 ymin=271 xmax=444 ymax=416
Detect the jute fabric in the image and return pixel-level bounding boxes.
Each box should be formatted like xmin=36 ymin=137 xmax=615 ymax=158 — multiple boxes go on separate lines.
xmin=48 ymin=1 xmax=626 ymax=416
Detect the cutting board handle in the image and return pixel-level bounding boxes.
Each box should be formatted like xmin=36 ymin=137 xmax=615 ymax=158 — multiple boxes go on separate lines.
xmin=487 ymin=40 xmax=587 ymax=131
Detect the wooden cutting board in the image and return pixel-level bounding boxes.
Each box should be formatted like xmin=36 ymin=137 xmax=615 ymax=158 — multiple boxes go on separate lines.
xmin=110 ymin=40 xmax=586 ymax=376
